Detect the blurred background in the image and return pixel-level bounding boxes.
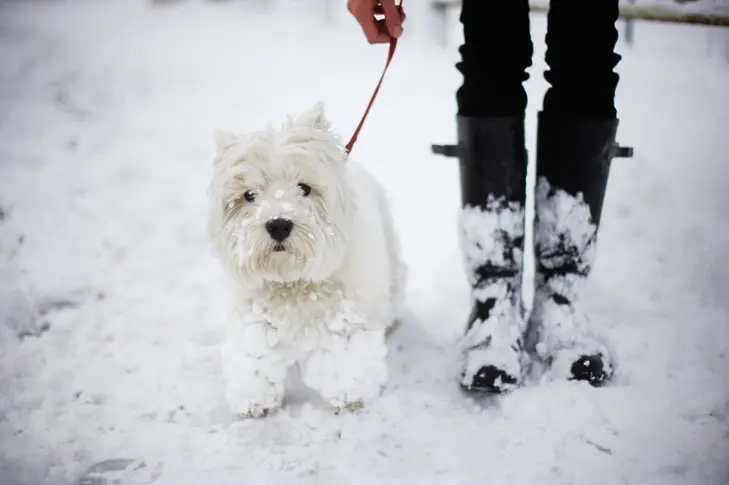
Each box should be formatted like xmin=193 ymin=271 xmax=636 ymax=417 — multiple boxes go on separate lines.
xmin=1 ymin=1 xmax=729 ymax=485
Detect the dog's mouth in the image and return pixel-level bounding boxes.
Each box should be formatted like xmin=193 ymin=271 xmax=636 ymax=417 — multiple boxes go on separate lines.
xmin=272 ymin=243 xmax=286 ymax=253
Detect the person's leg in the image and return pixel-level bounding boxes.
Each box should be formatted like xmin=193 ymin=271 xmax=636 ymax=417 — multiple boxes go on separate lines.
xmin=452 ymin=0 xmax=533 ymax=394
xmin=541 ymin=0 xmax=620 ymax=119
xmin=526 ymin=0 xmax=632 ymax=385
xmin=455 ymin=0 xmax=533 ymax=117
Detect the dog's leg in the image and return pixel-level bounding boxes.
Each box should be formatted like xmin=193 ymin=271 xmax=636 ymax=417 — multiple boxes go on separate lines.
xmin=220 ymin=322 xmax=295 ymax=419
xmin=300 ymin=328 xmax=388 ymax=412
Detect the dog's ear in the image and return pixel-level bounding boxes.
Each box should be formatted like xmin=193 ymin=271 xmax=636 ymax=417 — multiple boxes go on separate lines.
xmin=296 ymin=101 xmax=330 ymax=131
xmin=213 ymin=130 xmax=240 ymax=156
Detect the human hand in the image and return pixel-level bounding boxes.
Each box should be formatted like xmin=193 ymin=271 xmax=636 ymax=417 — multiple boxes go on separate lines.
xmin=347 ymin=0 xmax=406 ymax=44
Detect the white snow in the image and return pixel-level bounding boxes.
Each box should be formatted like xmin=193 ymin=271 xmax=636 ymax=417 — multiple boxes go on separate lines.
xmin=533 ymin=176 xmax=596 ymax=275
xmin=1 ymin=1 xmax=729 ymax=485
xmin=460 ymin=300 xmax=527 ymax=392
xmin=458 ymin=198 xmax=527 ymax=388
xmin=459 ymin=197 xmax=525 ymax=287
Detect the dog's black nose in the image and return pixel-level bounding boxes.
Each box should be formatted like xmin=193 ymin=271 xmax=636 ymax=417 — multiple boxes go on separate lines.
xmin=265 ymin=218 xmax=293 ymax=242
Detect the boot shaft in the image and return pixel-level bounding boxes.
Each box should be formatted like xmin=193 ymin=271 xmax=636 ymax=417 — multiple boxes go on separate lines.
xmin=456 ymin=115 xmax=528 ymax=208
xmin=525 ymin=113 xmax=631 ymax=383
xmin=533 ymin=112 xmax=631 ymax=283
xmin=535 ymin=112 xmax=621 ymax=229
xmin=451 ymin=116 xmax=531 ymax=392
xmin=454 ymin=116 xmax=528 ymax=290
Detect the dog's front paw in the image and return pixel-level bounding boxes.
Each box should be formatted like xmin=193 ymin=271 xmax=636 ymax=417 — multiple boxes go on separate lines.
xmin=221 ymin=323 xmax=292 ymax=419
xmin=225 ymin=378 xmax=283 ymax=419
xmin=301 ymin=329 xmax=388 ymax=412
xmin=230 ymin=398 xmax=281 ymax=420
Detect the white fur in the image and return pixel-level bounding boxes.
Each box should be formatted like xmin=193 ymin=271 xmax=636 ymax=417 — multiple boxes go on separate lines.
xmin=208 ymin=102 xmax=406 ymax=417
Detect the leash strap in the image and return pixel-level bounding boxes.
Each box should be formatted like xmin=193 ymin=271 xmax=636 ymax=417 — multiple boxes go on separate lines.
xmin=344 ymin=2 xmax=403 ymax=155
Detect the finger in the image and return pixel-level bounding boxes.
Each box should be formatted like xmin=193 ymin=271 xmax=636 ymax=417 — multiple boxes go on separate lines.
xmin=373 ymin=3 xmax=406 ymax=20
xmin=375 ymin=19 xmax=392 ymax=39
xmin=353 ymin=4 xmax=390 ymax=43
xmin=372 ymin=1 xmax=403 ymax=16
xmin=379 ymin=0 xmax=402 ymax=37
xmin=370 ymin=18 xmax=393 ymax=43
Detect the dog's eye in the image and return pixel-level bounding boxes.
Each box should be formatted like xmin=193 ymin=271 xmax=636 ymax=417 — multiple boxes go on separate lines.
xmin=298 ymin=183 xmax=312 ymax=197
xmin=243 ymin=190 xmax=256 ymax=203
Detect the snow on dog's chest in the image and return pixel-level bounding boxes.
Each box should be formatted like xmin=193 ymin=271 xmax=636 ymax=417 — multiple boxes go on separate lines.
xmin=247 ymin=280 xmax=366 ymax=349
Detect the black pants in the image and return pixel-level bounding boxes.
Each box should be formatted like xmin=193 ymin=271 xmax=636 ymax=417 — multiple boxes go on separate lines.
xmin=455 ymin=0 xmax=620 ymax=119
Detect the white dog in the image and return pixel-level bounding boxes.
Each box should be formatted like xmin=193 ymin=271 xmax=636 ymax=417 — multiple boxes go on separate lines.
xmin=207 ymin=102 xmax=406 ymax=418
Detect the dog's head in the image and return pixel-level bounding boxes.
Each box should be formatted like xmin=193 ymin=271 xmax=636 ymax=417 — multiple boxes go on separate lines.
xmin=207 ymin=102 xmax=354 ymax=287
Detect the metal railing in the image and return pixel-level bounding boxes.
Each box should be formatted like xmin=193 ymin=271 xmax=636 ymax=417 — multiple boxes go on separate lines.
xmin=432 ymin=0 xmax=729 ymax=27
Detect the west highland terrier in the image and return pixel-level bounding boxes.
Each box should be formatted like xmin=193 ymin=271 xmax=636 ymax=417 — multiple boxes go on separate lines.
xmin=207 ymin=102 xmax=406 ymax=418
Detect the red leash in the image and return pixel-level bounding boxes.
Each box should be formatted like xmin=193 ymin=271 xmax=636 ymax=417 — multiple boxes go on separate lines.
xmin=344 ymin=3 xmax=403 ymax=155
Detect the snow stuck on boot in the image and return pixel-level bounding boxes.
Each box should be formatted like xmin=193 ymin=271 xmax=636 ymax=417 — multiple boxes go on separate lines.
xmin=527 ymin=177 xmax=614 ymax=382
xmin=458 ymin=196 xmax=526 ymax=391
xmin=460 ymin=197 xmax=525 ymax=285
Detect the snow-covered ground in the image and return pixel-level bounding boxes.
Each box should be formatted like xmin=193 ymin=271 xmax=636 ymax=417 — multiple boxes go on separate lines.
xmin=1 ymin=1 xmax=729 ymax=484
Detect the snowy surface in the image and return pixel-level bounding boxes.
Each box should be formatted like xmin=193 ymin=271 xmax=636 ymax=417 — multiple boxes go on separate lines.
xmin=1 ymin=1 xmax=729 ymax=484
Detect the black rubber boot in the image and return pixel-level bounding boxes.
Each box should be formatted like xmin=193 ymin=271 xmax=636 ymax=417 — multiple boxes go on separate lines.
xmin=434 ymin=115 xmax=529 ymax=394
xmin=525 ymin=111 xmax=633 ymax=386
